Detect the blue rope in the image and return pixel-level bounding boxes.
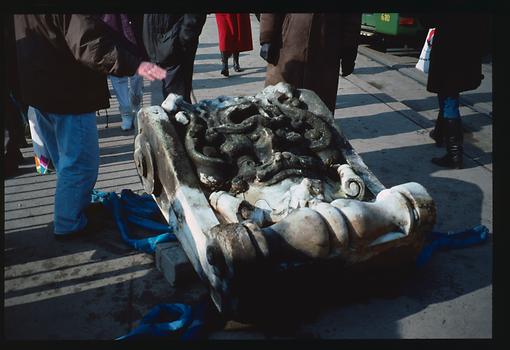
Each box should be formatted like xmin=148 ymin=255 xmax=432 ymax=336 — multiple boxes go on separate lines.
xmin=91 ymin=188 xmax=489 ymax=339
xmin=116 ymin=302 xmax=207 ymax=340
xmin=91 ymin=189 xmax=177 ymax=254
xmin=90 ymin=189 xmax=207 ymax=340
xmin=416 ymin=224 xmax=489 ymax=268
xmin=116 ymin=303 xmax=192 ymax=340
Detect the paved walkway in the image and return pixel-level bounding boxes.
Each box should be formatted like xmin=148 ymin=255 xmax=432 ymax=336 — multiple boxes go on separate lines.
xmin=3 ymin=15 xmax=492 ymax=339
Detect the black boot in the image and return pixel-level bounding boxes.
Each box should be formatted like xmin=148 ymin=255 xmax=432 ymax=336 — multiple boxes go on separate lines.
xmin=429 ymin=112 xmax=445 ymax=147
xmin=220 ymin=52 xmax=229 ymax=77
xmin=233 ymin=52 xmax=243 ymax=72
xmin=431 ymin=118 xmax=463 ymax=169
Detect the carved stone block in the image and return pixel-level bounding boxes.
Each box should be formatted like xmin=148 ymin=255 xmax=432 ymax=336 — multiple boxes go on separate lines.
xmin=134 ymin=83 xmax=436 ymax=320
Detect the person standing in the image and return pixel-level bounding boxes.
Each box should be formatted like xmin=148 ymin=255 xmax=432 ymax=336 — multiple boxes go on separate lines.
xmin=419 ymin=14 xmax=491 ymax=169
xmin=259 ymin=13 xmax=362 ymax=114
xmin=4 ymin=14 xmax=28 ymax=178
xmin=143 ymin=14 xmax=206 ymax=102
xmin=215 ymin=13 xmax=253 ymax=77
xmin=101 ymin=14 xmax=148 ymax=131
xmin=13 ymin=14 xmax=166 ymax=239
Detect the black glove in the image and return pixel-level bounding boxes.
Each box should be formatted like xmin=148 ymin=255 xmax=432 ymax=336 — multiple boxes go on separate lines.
xmin=260 ymin=42 xmax=279 ymax=65
xmin=340 ymin=46 xmax=358 ymax=77
xmin=341 ymin=59 xmax=355 ymax=77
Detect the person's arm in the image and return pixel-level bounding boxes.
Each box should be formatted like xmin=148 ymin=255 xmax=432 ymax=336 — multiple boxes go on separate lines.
xmin=58 ymin=14 xmax=139 ymax=76
xmin=259 ymin=13 xmax=284 ymax=45
xmin=259 ymin=13 xmax=285 ymax=65
xmin=59 ymin=14 xmax=165 ymax=80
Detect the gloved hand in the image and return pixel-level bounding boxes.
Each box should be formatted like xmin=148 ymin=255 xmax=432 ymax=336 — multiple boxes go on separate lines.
xmin=340 ymin=46 xmax=358 ymax=77
xmin=260 ymin=42 xmax=279 ymax=65
xmin=341 ymin=59 xmax=355 ymax=77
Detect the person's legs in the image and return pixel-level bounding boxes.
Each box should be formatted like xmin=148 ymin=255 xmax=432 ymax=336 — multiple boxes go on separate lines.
xmin=431 ymin=93 xmax=463 ymax=169
xmin=163 ymin=64 xmax=186 ymax=100
xmin=110 ymin=75 xmax=133 ymax=130
xmin=233 ymin=52 xmax=243 ymax=72
xmin=220 ymin=51 xmax=230 ymax=77
xmin=35 ymin=109 xmax=100 ymax=235
xmin=430 ymin=94 xmax=446 ymax=147
xmin=109 ymin=75 xmax=130 ymax=114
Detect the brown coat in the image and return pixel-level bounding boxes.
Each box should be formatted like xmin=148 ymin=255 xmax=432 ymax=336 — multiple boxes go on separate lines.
xmin=14 ymin=14 xmax=142 ymax=114
xmin=260 ymin=13 xmax=361 ymax=112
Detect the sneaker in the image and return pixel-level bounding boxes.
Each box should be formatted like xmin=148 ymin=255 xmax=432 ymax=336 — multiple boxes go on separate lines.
xmin=121 ymin=114 xmax=134 ymax=131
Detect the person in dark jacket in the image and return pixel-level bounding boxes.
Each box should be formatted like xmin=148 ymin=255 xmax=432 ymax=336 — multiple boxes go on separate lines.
xmin=259 ymin=13 xmax=362 ymax=113
xmin=4 ymin=15 xmax=29 ymax=178
xmin=215 ymin=13 xmax=253 ymax=77
xmin=143 ymin=14 xmax=206 ymax=102
xmin=420 ymin=14 xmax=491 ymax=169
xmin=101 ymin=13 xmax=148 ymax=131
xmin=13 ymin=14 xmax=166 ymax=240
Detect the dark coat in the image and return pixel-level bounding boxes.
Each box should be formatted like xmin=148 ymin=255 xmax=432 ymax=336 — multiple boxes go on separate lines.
xmin=215 ymin=13 xmax=253 ymax=53
xmin=420 ymin=14 xmax=490 ymax=95
xmin=143 ymin=14 xmax=206 ymax=67
xmin=101 ymin=14 xmax=148 ymax=60
xmin=260 ymin=13 xmax=361 ymax=112
xmin=14 ymin=14 xmax=142 ymax=114
xmin=4 ymin=15 xmax=27 ymax=152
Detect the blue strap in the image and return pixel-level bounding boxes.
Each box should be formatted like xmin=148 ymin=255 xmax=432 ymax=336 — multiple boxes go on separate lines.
xmin=91 ymin=189 xmax=177 ymax=254
xmin=116 ymin=303 xmax=193 ymax=340
xmin=93 ymin=189 xmax=489 ymax=338
xmin=180 ymin=301 xmax=207 ymax=340
xmin=416 ymin=224 xmax=489 ymax=268
xmin=91 ymin=189 xmax=207 ymax=340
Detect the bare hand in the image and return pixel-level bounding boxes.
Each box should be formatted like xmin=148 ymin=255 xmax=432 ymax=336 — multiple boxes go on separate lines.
xmin=136 ymin=61 xmax=167 ymax=81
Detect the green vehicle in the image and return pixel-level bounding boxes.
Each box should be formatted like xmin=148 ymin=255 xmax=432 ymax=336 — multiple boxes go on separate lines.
xmin=361 ymin=13 xmax=426 ymax=48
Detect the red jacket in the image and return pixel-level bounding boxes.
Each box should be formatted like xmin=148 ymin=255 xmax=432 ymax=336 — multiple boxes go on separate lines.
xmin=215 ymin=14 xmax=253 ymax=53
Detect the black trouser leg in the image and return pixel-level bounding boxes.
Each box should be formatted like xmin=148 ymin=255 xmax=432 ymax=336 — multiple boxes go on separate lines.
xmin=429 ymin=111 xmax=445 ymax=147
xmin=162 ymin=42 xmax=198 ymax=102
xmin=431 ymin=118 xmax=463 ymax=169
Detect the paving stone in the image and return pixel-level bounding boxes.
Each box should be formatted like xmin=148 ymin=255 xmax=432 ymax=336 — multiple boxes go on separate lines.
xmin=155 ymin=241 xmax=197 ymax=287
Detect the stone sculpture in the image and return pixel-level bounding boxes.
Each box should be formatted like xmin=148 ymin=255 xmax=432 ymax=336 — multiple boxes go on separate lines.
xmin=134 ymin=83 xmax=436 ymax=320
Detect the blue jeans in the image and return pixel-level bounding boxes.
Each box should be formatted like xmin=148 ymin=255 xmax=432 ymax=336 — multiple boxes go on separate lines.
xmin=33 ymin=108 xmax=100 ymax=235
xmin=109 ymin=75 xmax=144 ymax=115
xmin=438 ymin=94 xmax=460 ymax=120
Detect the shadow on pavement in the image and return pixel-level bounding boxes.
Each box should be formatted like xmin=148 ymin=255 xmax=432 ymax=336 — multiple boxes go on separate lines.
xmin=336 ymin=92 xmax=398 ymax=109
xmin=194 ymin=75 xmax=265 ymax=89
